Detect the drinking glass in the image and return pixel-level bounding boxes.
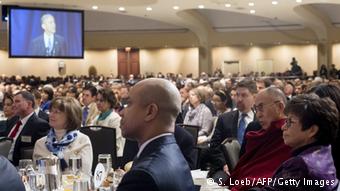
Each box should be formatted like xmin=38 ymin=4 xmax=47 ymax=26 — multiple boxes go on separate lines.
xmin=19 ymin=159 xmax=33 ymax=170
xmin=98 ymin=154 xmax=112 ymax=173
xmin=69 ymin=155 xmax=82 ymax=175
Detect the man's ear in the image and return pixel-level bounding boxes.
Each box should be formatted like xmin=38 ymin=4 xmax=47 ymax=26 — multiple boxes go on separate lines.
xmin=144 ymin=103 xmax=158 ymax=122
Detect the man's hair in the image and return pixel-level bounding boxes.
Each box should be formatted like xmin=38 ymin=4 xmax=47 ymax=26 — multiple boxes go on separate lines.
xmin=236 ymin=79 xmax=257 ymax=94
xmin=83 ymin=85 xmax=97 ymax=97
xmin=41 ymin=14 xmax=54 ymax=25
xmin=15 ymin=91 xmax=35 ymax=108
xmin=264 ymin=87 xmax=287 ymax=105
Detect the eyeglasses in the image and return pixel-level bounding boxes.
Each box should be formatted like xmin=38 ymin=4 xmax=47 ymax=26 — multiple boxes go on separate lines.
xmin=254 ymin=100 xmax=280 ymax=112
xmin=284 ymin=118 xmax=299 ymax=128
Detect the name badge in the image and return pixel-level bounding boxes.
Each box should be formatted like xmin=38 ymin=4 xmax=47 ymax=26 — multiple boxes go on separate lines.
xmin=21 ymin=136 xmax=32 ymax=143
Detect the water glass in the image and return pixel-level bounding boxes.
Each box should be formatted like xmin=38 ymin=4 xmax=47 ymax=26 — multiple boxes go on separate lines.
xmin=113 ymin=170 xmax=124 ymax=187
xmin=19 ymin=159 xmax=33 ymax=170
xmin=73 ymin=179 xmax=89 ymax=191
xmin=69 ymin=156 xmax=82 ymax=175
xmin=98 ymin=154 xmax=112 ymax=173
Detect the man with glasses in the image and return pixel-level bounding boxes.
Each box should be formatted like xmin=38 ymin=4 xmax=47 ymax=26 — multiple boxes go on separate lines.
xmin=207 ymin=79 xmax=260 ymax=181
xmin=226 ymin=87 xmax=291 ymax=190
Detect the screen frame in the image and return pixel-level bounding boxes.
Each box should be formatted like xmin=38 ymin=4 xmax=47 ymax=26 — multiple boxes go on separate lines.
xmin=8 ymin=6 xmax=84 ymax=59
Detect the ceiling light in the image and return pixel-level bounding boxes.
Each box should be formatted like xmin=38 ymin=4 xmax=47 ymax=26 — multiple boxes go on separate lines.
xmin=272 ymin=1 xmax=278 ymax=5
xmin=296 ymin=0 xmax=302 ymax=2
xmin=248 ymin=2 xmax=255 ymax=6
xmin=92 ymin=5 xmax=98 ymax=10
xmin=225 ymin=3 xmax=231 ymax=7
xmin=146 ymin=7 xmax=152 ymax=11
xmin=198 ymin=5 xmax=205 ymax=9
xmin=173 ymin=6 xmax=179 ymax=10
xmin=250 ymin=9 xmax=256 ymax=14
xmin=118 ymin=7 xmax=125 ymax=11
xmin=0 ymin=1 xmax=2 ymax=4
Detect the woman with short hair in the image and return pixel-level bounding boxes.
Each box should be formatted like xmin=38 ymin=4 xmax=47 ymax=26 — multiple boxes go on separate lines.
xmin=33 ymin=97 xmax=93 ymax=174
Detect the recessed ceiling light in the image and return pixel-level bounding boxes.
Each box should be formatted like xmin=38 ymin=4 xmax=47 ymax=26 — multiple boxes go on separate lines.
xmin=296 ymin=0 xmax=302 ymax=3
xmin=272 ymin=1 xmax=278 ymax=5
xmin=0 ymin=1 xmax=2 ymax=4
xmin=250 ymin=9 xmax=256 ymax=14
xmin=146 ymin=7 xmax=152 ymax=11
xmin=225 ymin=3 xmax=231 ymax=8
xmin=198 ymin=5 xmax=205 ymax=9
xmin=92 ymin=5 xmax=98 ymax=10
xmin=248 ymin=2 xmax=255 ymax=6
xmin=118 ymin=7 xmax=125 ymax=11
xmin=173 ymin=6 xmax=179 ymax=10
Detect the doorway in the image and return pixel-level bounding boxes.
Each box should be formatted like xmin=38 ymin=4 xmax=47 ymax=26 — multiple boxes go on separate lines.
xmin=117 ymin=48 xmax=140 ymax=78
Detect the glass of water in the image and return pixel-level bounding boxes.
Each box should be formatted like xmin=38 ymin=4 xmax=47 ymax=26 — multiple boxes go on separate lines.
xmin=98 ymin=154 xmax=112 ymax=174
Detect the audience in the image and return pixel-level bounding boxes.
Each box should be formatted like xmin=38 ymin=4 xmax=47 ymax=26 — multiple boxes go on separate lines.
xmin=226 ymin=87 xmax=291 ymax=191
xmin=81 ymin=85 xmax=99 ymax=126
xmin=92 ymin=88 xmax=125 ymax=157
xmin=5 ymin=91 xmax=50 ymax=166
xmin=33 ymin=97 xmax=93 ymax=174
xmin=117 ymin=78 xmax=195 ymax=191
xmin=251 ymin=94 xmax=339 ymax=191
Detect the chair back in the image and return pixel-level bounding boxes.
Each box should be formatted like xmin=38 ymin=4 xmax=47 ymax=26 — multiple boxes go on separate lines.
xmin=0 ymin=137 xmax=13 ymax=157
xmin=221 ymin=138 xmax=241 ymax=171
xmin=80 ymin=126 xmax=117 ymax=173
xmin=177 ymin=124 xmax=200 ymax=146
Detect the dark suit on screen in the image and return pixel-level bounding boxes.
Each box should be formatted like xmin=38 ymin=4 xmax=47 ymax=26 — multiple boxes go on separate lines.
xmin=4 ymin=113 xmax=50 ymax=166
xmin=29 ymin=34 xmax=67 ymax=56
xmin=117 ymin=135 xmax=195 ymax=191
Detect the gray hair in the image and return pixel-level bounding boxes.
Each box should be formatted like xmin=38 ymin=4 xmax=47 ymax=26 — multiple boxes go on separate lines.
xmin=41 ymin=14 xmax=54 ymax=24
xmin=264 ymin=87 xmax=287 ymax=105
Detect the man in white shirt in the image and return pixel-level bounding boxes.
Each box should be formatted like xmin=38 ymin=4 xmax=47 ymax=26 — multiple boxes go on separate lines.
xmin=5 ymin=91 xmax=50 ymax=166
xmin=117 ymin=78 xmax=195 ymax=191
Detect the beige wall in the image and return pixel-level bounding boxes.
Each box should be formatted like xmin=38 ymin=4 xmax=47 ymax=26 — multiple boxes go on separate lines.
xmin=140 ymin=48 xmax=199 ymax=76
xmin=332 ymin=43 xmax=340 ymax=68
xmin=0 ymin=49 xmax=118 ymax=79
xmin=212 ymin=44 xmax=318 ymax=75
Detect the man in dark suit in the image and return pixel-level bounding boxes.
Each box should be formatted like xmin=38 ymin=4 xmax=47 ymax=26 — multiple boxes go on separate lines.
xmin=29 ymin=14 xmax=66 ymax=56
xmin=5 ymin=91 xmax=50 ymax=166
xmin=118 ymin=78 xmax=195 ymax=191
xmin=0 ymin=156 xmax=25 ymax=191
xmin=207 ymin=79 xmax=260 ymax=180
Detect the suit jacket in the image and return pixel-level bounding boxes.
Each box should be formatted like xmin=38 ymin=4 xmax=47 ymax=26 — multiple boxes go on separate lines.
xmin=83 ymin=102 xmax=99 ymax=126
xmin=5 ymin=113 xmax=50 ymax=166
xmin=38 ymin=110 xmax=49 ymax=122
xmin=210 ymin=110 xmax=256 ymax=148
xmin=0 ymin=156 xmax=25 ymax=191
xmin=117 ymin=135 xmax=195 ymax=191
xmin=29 ymin=34 xmax=67 ymax=56
xmin=174 ymin=125 xmax=196 ymax=170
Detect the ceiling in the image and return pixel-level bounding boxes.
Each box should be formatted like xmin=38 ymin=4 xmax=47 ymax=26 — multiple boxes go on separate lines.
xmin=1 ymin=0 xmax=340 ymax=46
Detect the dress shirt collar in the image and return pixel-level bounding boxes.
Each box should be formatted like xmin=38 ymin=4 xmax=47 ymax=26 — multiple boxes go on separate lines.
xmin=136 ymin=133 xmax=172 ymax=158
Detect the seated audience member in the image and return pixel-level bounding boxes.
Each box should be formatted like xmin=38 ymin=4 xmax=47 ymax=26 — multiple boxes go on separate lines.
xmin=117 ymin=78 xmax=195 ymax=191
xmin=0 ymin=156 xmax=25 ymax=191
xmin=0 ymin=93 xmax=19 ymax=135
xmin=5 ymin=91 xmax=50 ymax=166
xmin=184 ymin=87 xmax=213 ymax=143
xmin=92 ymin=88 xmax=125 ymax=157
xmin=81 ymin=85 xmax=99 ymax=126
xmin=250 ymin=94 xmax=339 ymax=191
xmin=311 ymin=84 xmax=340 ymax=179
xmin=211 ymin=90 xmax=233 ymax=116
xmin=40 ymin=86 xmax=54 ymax=113
xmin=33 ymin=97 xmax=93 ymax=174
xmin=32 ymin=90 xmax=49 ymax=122
xmin=226 ymin=87 xmax=291 ymax=191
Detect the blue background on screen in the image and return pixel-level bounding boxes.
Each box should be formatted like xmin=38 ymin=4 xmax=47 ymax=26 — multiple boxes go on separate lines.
xmin=10 ymin=9 xmax=83 ymax=57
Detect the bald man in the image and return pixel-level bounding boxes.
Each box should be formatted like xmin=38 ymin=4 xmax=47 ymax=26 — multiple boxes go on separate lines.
xmin=117 ymin=78 xmax=195 ymax=191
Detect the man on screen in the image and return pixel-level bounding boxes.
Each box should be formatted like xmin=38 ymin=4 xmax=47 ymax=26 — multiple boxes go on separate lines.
xmin=29 ymin=14 xmax=67 ymax=56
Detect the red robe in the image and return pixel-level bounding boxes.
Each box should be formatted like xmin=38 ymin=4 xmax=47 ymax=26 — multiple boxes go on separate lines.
xmin=226 ymin=118 xmax=291 ymax=191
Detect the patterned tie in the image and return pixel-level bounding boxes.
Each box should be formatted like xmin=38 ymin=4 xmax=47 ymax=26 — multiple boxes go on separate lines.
xmin=82 ymin=106 xmax=89 ymax=126
xmin=237 ymin=113 xmax=247 ymax=145
xmin=8 ymin=120 xmax=22 ymax=139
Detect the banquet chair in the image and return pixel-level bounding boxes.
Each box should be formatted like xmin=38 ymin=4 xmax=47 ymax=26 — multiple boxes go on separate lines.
xmin=0 ymin=137 xmax=13 ymax=157
xmin=221 ymin=138 xmax=241 ymax=171
xmin=80 ymin=126 xmax=117 ymax=173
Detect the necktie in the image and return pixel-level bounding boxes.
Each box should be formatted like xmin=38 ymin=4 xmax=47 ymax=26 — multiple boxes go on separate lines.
xmin=8 ymin=120 xmax=22 ymax=139
xmin=237 ymin=113 xmax=247 ymax=145
xmin=48 ymin=37 xmax=53 ymax=53
xmin=82 ymin=107 xmax=89 ymax=126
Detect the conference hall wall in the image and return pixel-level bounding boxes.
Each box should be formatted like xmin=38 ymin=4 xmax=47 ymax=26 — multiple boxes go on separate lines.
xmin=0 ymin=44 xmax=323 ymax=78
